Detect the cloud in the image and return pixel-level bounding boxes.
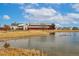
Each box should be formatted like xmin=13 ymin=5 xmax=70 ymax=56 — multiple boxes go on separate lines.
xmin=23 ymin=7 xmax=58 ymax=20
xmin=23 ymin=8 xmax=78 ymax=25
xmin=3 ymin=15 xmax=10 ymax=20
xmin=66 ymin=13 xmax=79 ymax=19
xmin=25 ymin=8 xmax=57 ymax=17
xmin=72 ymin=21 xmax=78 ymax=24
xmin=50 ymin=12 xmax=79 ymax=25
xmin=55 ymin=24 xmax=62 ymax=27
xmin=20 ymin=4 xmax=79 ymax=27
xmin=64 ymin=13 xmax=79 ymax=25
xmin=19 ymin=3 xmax=40 ymax=10
xmin=72 ymin=3 xmax=79 ymax=12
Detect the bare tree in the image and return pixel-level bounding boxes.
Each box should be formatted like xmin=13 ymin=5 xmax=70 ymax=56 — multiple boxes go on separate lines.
xmin=3 ymin=25 xmax=11 ymax=31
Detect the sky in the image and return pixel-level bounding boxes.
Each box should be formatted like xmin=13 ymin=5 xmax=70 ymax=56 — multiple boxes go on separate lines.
xmin=0 ymin=3 xmax=79 ymax=27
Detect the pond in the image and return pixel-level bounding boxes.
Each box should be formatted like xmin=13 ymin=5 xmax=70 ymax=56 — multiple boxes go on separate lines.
xmin=0 ymin=32 xmax=79 ymax=56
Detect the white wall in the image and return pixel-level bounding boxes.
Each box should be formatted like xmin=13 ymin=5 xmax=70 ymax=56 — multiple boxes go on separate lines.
xmin=23 ymin=25 xmax=28 ymax=30
xmin=10 ymin=26 xmax=18 ymax=30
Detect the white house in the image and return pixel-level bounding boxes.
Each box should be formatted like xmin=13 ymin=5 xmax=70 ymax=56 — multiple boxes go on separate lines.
xmin=18 ymin=24 xmax=28 ymax=30
xmin=10 ymin=22 xmax=28 ymax=30
xmin=10 ymin=26 xmax=18 ymax=30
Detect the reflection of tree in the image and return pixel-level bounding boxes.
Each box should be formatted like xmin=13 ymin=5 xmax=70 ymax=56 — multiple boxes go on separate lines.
xmin=72 ymin=32 xmax=77 ymax=37
xmin=39 ymin=36 xmax=47 ymax=42
xmin=71 ymin=32 xmax=78 ymax=43
xmin=49 ymin=32 xmax=55 ymax=35
xmin=3 ymin=41 xmax=10 ymax=48
xmin=28 ymin=37 xmax=31 ymax=49
xmin=69 ymin=32 xmax=79 ymax=50
xmin=49 ymin=35 xmax=55 ymax=42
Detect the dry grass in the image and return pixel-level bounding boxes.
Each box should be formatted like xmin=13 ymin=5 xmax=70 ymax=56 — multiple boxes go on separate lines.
xmin=0 ymin=30 xmax=49 ymax=40
xmin=0 ymin=48 xmax=47 ymax=56
xmin=46 ymin=30 xmax=79 ymax=32
xmin=0 ymin=30 xmax=79 ymax=40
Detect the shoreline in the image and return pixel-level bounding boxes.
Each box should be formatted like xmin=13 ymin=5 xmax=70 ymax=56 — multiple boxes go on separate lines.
xmin=46 ymin=30 xmax=79 ymax=32
xmin=0 ymin=34 xmax=48 ymax=42
xmin=0 ymin=30 xmax=79 ymax=41
xmin=0 ymin=30 xmax=49 ymax=41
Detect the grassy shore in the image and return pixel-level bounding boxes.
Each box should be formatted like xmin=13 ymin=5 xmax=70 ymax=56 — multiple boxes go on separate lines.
xmin=46 ymin=30 xmax=79 ymax=32
xmin=0 ymin=30 xmax=49 ymax=40
xmin=0 ymin=48 xmax=47 ymax=56
xmin=0 ymin=30 xmax=79 ymax=41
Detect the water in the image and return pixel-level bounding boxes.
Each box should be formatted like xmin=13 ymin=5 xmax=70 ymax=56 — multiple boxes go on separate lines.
xmin=0 ymin=32 xmax=79 ymax=55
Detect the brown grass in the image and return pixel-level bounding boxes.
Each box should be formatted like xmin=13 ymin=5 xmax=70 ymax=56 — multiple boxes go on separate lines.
xmin=0 ymin=30 xmax=49 ymax=40
xmin=0 ymin=48 xmax=47 ymax=56
xmin=0 ymin=30 xmax=79 ymax=41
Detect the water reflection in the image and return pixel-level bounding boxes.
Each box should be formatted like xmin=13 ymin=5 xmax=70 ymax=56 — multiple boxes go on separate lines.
xmin=70 ymin=32 xmax=79 ymax=44
xmin=39 ymin=36 xmax=47 ymax=42
xmin=28 ymin=37 xmax=31 ymax=49
xmin=3 ymin=42 xmax=10 ymax=48
xmin=49 ymin=35 xmax=55 ymax=40
xmin=49 ymin=32 xmax=55 ymax=35
xmin=1 ymin=32 xmax=79 ymax=55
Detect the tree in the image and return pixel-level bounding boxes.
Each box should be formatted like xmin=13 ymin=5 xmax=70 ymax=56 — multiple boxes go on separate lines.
xmin=72 ymin=27 xmax=79 ymax=30
xmin=50 ymin=23 xmax=55 ymax=30
xmin=3 ymin=25 xmax=11 ymax=31
xmin=11 ymin=21 xmax=18 ymax=26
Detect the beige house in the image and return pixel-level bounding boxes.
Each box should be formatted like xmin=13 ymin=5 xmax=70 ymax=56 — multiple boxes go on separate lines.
xmin=10 ymin=23 xmax=28 ymax=30
xmin=18 ymin=24 xmax=28 ymax=30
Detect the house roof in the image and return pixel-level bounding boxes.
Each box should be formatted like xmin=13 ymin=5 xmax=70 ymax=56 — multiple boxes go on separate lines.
xmin=11 ymin=22 xmax=28 ymax=26
xmin=28 ymin=23 xmax=52 ymax=25
xmin=11 ymin=22 xmax=53 ymax=26
xmin=18 ymin=24 xmax=27 ymax=26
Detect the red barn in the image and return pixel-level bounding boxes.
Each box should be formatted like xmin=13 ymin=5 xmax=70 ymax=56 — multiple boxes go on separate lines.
xmin=28 ymin=23 xmax=55 ymax=30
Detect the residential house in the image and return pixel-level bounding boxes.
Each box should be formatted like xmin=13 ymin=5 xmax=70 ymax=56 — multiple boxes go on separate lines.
xmin=10 ymin=22 xmax=28 ymax=30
